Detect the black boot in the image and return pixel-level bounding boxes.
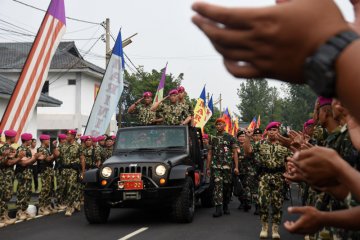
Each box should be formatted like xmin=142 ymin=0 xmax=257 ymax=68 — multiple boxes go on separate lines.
xmin=243 ymin=200 xmax=251 ymax=212
xmin=223 ymin=204 xmax=230 ymax=215
xmin=254 ymin=203 xmax=259 ymax=215
xmin=213 ymin=205 xmax=223 ymax=218
xmin=238 ymin=200 xmax=244 ymax=210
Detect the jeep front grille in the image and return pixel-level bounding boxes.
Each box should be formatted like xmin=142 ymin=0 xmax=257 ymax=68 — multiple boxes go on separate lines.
xmin=114 ymin=166 xmax=153 ymax=178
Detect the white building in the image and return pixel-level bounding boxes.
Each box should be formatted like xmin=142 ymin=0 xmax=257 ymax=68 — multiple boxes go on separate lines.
xmin=0 ymin=74 xmax=62 ymax=139
xmin=0 ymin=42 xmax=118 ymax=138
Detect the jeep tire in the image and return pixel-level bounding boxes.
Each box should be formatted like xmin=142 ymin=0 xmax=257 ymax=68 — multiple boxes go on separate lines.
xmin=84 ymin=194 xmax=110 ymax=224
xmin=171 ymin=176 xmax=195 ymax=223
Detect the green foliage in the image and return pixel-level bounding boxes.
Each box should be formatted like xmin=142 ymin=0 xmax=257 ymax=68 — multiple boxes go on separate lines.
xmin=281 ymin=83 xmax=317 ymax=130
xmin=236 ymin=79 xmax=317 ymax=130
xmin=119 ymin=66 xmax=183 ymax=126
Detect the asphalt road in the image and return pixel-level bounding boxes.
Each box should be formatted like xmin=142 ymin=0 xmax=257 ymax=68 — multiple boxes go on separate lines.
xmin=0 ymin=195 xmax=304 ymax=240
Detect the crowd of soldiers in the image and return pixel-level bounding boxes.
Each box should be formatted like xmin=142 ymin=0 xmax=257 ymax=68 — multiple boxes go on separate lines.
xmin=127 ymin=86 xmax=193 ymax=126
xmin=204 ymin=96 xmax=360 ymax=239
xmin=1 ymin=82 xmax=359 ymax=240
xmin=0 ymin=129 xmax=115 ymax=227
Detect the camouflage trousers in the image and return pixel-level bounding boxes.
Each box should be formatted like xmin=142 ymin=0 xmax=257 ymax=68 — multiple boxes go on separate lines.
xmin=212 ymin=168 xmax=232 ymax=206
xmin=55 ymin=169 xmax=66 ymax=205
xmin=258 ymin=173 xmax=285 ymax=225
xmin=75 ymin=182 xmax=84 ymax=203
xmin=16 ymin=169 xmax=33 ymax=211
xmin=39 ymin=167 xmax=54 ymax=208
xmin=62 ymin=169 xmax=78 ymax=207
xmin=238 ymin=173 xmax=251 ymax=203
xmin=0 ymin=168 xmax=14 ymax=215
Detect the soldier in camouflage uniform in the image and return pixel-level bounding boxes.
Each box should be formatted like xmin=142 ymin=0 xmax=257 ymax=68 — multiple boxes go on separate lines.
xmin=128 ymin=91 xmax=160 ymax=126
xmin=245 ymin=122 xmax=291 ymax=239
xmin=101 ymin=136 xmax=114 ymax=163
xmin=313 ymin=98 xmax=360 ymax=240
xmin=92 ymin=136 xmax=102 ymax=167
xmin=0 ymin=130 xmax=21 ymax=226
xmin=250 ymin=128 xmax=263 ymax=215
xmin=236 ymin=130 xmax=252 ymax=212
xmin=177 ymin=86 xmax=194 ymax=126
xmin=62 ymin=130 xmax=81 ymax=217
xmin=15 ymin=133 xmax=38 ymax=220
xmin=206 ymin=118 xmax=239 ymax=217
xmin=151 ymin=89 xmax=191 ymax=125
xmin=81 ymin=136 xmax=101 ymax=172
xmin=37 ymin=134 xmax=57 ymax=215
xmin=54 ymin=134 xmax=67 ymax=210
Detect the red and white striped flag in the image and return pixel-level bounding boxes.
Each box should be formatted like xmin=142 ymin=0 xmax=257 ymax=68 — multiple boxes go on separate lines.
xmin=0 ymin=0 xmax=66 ymax=141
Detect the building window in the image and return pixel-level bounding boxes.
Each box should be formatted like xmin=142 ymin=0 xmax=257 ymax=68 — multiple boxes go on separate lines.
xmin=41 ymin=81 xmax=49 ymax=94
xmin=68 ymin=79 xmax=76 ymax=85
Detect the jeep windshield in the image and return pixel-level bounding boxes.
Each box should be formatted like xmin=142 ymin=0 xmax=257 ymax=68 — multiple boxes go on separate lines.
xmin=116 ymin=127 xmax=187 ymax=151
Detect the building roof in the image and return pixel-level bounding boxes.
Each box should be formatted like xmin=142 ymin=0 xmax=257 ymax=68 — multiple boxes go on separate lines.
xmin=0 ymin=41 xmax=105 ymax=75
xmin=0 ymin=74 xmax=62 ymax=107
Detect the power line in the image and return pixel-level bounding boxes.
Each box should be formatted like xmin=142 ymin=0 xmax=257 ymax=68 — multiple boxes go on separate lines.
xmin=12 ymin=0 xmax=102 ymax=25
xmin=48 ymin=36 xmax=102 ymax=86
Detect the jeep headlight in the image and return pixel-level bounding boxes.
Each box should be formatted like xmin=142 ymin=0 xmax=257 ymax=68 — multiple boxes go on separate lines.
xmin=155 ymin=165 xmax=166 ymax=176
xmin=101 ymin=167 xmax=112 ymax=178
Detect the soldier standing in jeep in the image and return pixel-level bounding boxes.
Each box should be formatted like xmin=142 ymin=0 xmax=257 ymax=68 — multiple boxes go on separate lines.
xmin=206 ymin=118 xmax=239 ymax=218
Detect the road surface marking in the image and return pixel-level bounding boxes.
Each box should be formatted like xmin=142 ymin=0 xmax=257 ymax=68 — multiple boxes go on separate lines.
xmin=34 ymin=215 xmax=43 ymax=219
xmin=118 ymin=227 xmax=149 ymax=240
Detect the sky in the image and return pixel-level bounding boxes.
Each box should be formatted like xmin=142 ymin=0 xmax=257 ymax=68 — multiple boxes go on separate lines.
xmin=0 ymin=0 xmax=355 ymax=116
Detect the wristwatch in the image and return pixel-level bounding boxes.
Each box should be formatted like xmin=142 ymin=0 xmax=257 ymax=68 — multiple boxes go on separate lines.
xmin=304 ymin=31 xmax=360 ymax=98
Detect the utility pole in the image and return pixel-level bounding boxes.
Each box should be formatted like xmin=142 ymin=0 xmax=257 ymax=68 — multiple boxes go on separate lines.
xmin=105 ymin=18 xmax=111 ymax=66
xmin=219 ymin=93 xmax=222 ymax=113
xmin=207 ymin=92 xmax=210 ymax=103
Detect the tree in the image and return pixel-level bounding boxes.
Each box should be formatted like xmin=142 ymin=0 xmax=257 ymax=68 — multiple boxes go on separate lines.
xmin=281 ymin=84 xmax=317 ymax=130
xmin=119 ymin=66 xmax=183 ymax=126
xmin=236 ymin=79 xmax=276 ymax=126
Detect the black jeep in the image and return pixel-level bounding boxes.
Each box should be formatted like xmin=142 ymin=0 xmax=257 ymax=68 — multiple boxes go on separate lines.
xmin=83 ymin=125 xmax=214 ymax=224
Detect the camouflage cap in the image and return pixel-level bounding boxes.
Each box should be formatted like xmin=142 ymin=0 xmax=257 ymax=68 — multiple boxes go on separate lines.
xmin=237 ymin=130 xmax=246 ymax=137
xmin=253 ymin=128 xmax=263 ymax=135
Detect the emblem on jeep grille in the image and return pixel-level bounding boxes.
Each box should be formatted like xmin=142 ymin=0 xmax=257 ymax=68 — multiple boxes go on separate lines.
xmin=129 ymin=164 xmax=138 ymax=167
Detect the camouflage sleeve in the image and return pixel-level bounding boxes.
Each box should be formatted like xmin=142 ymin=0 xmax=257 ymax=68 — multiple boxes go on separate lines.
xmin=95 ymin=147 xmax=101 ymax=162
xmin=207 ymin=135 xmax=213 ymax=150
xmin=230 ymin=135 xmax=239 ymax=150
xmin=156 ymin=103 xmax=164 ymax=119
xmin=133 ymin=104 xmax=141 ymax=114
xmin=188 ymin=101 xmax=194 ymax=116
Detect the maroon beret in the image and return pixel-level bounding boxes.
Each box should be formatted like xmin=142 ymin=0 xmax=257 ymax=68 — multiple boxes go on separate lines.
xmin=97 ymin=135 xmax=106 ymax=141
xmin=265 ymin=122 xmax=281 ymax=131
xmin=177 ymin=86 xmax=185 ymax=93
xmin=143 ymin=91 xmax=152 ymax=98
xmin=67 ymin=129 xmax=77 ymax=135
xmin=202 ymin=134 xmax=209 ymax=140
xmin=215 ymin=118 xmax=226 ymax=124
xmin=21 ymin=133 xmax=33 ymax=141
xmin=92 ymin=136 xmax=98 ymax=142
xmin=168 ymin=89 xmax=178 ymax=95
xmin=317 ymin=96 xmax=333 ymax=108
xmin=58 ymin=134 xmax=67 ymax=140
xmin=4 ymin=130 xmax=17 ymax=137
xmin=39 ymin=134 xmax=50 ymax=141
